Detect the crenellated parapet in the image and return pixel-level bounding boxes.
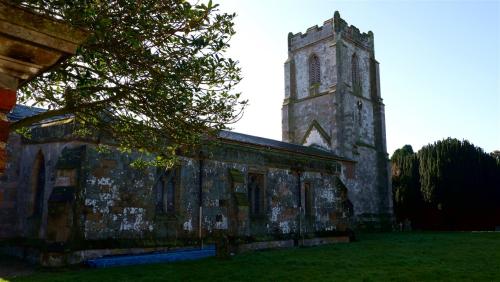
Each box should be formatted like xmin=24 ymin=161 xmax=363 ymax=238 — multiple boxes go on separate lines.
xmin=288 ymin=18 xmax=334 ymax=51
xmin=287 ymin=11 xmax=374 ymax=52
xmin=333 ymin=11 xmax=374 ymax=51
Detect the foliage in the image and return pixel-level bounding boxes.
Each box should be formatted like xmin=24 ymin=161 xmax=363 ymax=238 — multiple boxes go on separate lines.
xmin=10 ymin=0 xmax=246 ymax=166
xmin=6 ymin=232 xmax=500 ymax=281
xmin=491 ymin=150 xmax=500 ymax=164
xmin=390 ymin=145 xmax=422 ymax=223
xmin=391 ymin=138 xmax=500 ymax=230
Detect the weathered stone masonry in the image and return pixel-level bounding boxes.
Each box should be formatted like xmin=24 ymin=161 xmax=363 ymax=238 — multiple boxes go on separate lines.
xmin=282 ymin=11 xmax=392 ymax=227
xmin=1 ymin=118 xmax=354 ymax=247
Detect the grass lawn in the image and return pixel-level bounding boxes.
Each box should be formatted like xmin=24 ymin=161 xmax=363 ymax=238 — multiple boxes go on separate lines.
xmin=2 ymin=232 xmax=500 ymax=281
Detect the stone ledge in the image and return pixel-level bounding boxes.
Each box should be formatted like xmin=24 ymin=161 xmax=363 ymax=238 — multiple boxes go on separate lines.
xmin=300 ymin=236 xmax=350 ymax=247
xmin=238 ymin=239 xmax=294 ymax=253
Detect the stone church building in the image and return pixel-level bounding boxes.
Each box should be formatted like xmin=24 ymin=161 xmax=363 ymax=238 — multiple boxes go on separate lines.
xmin=0 ymin=12 xmax=392 ymax=264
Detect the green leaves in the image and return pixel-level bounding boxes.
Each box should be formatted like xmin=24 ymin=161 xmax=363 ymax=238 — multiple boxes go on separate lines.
xmin=391 ymin=139 xmax=500 ymax=229
xmin=13 ymin=0 xmax=247 ymax=167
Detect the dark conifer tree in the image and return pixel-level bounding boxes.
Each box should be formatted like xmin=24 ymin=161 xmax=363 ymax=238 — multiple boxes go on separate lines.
xmin=392 ymin=139 xmax=500 ymax=230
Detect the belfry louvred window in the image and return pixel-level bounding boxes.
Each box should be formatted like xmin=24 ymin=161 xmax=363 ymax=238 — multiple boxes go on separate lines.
xmin=309 ymin=54 xmax=320 ymax=85
xmin=352 ymin=53 xmax=360 ymax=87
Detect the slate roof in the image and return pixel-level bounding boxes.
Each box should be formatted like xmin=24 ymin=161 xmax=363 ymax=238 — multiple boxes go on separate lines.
xmin=8 ymin=105 xmax=352 ymax=162
xmin=7 ymin=104 xmax=46 ymax=122
xmin=8 ymin=104 xmax=71 ymax=123
xmin=218 ymin=130 xmax=351 ymax=161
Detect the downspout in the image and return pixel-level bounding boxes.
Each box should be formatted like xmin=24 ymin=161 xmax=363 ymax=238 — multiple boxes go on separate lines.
xmin=198 ymin=151 xmax=204 ymax=249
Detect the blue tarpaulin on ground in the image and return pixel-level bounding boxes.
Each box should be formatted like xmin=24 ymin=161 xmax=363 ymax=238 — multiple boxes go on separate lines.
xmin=86 ymin=245 xmax=216 ymax=268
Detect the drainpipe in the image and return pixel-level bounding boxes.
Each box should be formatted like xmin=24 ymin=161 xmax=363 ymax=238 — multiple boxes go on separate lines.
xmin=198 ymin=152 xmax=204 ymax=249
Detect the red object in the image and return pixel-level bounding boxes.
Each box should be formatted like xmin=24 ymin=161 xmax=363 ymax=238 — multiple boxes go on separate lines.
xmin=0 ymin=89 xmax=16 ymax=111
xmin=344 ymin=162 xmax=356 ymax=179
xmin=0 ymin=149 xmax=6 ymax=173
xmin=0 ymin=119 xmax=9 ymax=142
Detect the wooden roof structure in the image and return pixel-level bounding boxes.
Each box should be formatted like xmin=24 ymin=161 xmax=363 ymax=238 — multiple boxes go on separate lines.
xmin=0 ymin=0 xmax=89 ymax=88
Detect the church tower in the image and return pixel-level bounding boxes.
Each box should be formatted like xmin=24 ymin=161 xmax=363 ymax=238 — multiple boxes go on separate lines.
xmin=282 ymin=11 xmax=392 ymax=228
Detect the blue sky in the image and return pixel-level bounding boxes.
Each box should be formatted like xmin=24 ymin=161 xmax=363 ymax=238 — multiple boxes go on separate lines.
xmin=215 ymin=0 xmax=499 ymax=155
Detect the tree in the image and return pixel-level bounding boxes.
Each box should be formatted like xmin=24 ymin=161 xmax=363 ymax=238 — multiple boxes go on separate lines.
xmin=11 ymin=0 xmax=246 ymax=165
xmin=391 ymin=145 xmax=421 ymax=225
xmin=491 ymin=150 xmax=500 ymax=164
xmin=392 ymin=140 xmax=500 ymax=230
xmin=417 ymin=138 xmax=500 ymax=230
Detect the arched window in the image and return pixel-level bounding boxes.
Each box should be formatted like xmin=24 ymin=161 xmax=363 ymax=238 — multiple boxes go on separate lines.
xmin=155 ymin=167 xmax=179 ymax=214
xmin=309 ymin=54 xmax=320 ymax=86
xmin=351 ymin=53 xmax=360 ymax=87
xmin=31 ymin=151 xmax=45 ymax=216
xmin=248 ymin=173 xmax=265 ymax=216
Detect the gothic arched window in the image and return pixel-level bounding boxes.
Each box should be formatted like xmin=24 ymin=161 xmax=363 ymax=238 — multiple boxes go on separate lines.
xmin=155 ymin=167 xmax=179 ymax=214
xmin=309 ymin=54 xmax=320 ymax=86
xmin=248 ymin=173 xmax=265 ymax=216
xmin=351 ymin=53 xmax=360 ymax=87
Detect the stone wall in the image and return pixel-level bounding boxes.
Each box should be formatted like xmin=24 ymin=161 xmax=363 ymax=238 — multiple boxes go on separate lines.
xmin=287 ymin=94 xmax=334 ymax=148
xmin=0 ymin=115 xmax=354 ymax=246
xmin=79 ymin=140 xmax=351 ymax=242
xmin=0 ymin=134 xmax=21 ymax=238
xmin=0 ymin=131 xmax=88 ymax=240
xmin=293 ymin=38 xmax=336 ymax=100
xmin=334 ymin=17 xmax=392 ymax=228
xmin=15 ymin=141 xmax=85 ymax=239
xmin=82 ymin=147 xmax=157 ymax=240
